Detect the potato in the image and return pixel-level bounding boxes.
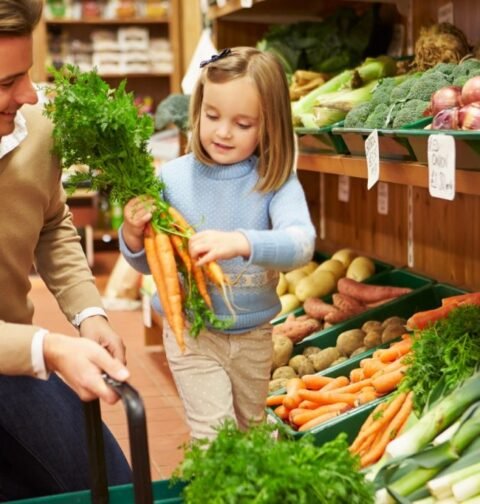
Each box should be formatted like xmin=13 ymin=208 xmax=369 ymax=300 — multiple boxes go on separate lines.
xmin=317 ymin=259 xmax=346 ymax=281
xmin=276 ymin=272 xmax=288 ymax=296
xmin=285 ymin=268 xmax=308 ymax=294
xmin=272 ymin=334 xmax=294 ymax=370
xmin=269 ymin=378 xmax=289 ymax=393
xmin=308 ymin=347 xmax=341 ymax=372
xmin=272 ymin=366 xmax=297 ymax=380
xmin=363 ymin=329 xmax=383 ymax=348
xmin=330 ymin=356 xmax=348 ymax=367
xmin=302 ymin=346 xmax=322 ymax=357
xmin=381 ymin=316 xmax=407 ymax=328
xmin=331 ymin=248 xmax=357 ymax=268
xmin=381 ymin=324 xmax=406 ymax=343
xmin=300 ymin=261 xmax=319 ymax=275
xmin=288 ymin=355 xmax=310 ymax=374
xmin=346 ymin=256 xmax=376 ymax=282
xmin=336 ymin=329 xmax=366 ymax=356
xmin=362 ymin=320 xmax=382 ymax=332
xmin=278 ymin=293 xmax=301 ymax=316
xmin=350 ymin=345 xmax=368 ymax=357
xmin=295 ymin=269 xmax=336 ymax=302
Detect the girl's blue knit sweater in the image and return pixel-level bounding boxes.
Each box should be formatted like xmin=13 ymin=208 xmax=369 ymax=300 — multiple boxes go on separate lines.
xmin=120 ymin=153 xmax=316 ymax=333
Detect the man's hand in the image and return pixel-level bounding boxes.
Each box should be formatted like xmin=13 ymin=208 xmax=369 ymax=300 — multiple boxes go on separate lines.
xmin=188 ymin=230 xmax=251 ymax=266
xmin=79 ymin=316 xmax=127 ymax=364
xmin=43 ymin=333 xmax=130 ymax=404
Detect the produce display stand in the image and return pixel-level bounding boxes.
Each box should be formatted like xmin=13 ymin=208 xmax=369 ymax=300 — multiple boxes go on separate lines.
xmin=295 ymin=121 xmax=349 ymax=155
xmin=393 ymin=127 xmax=480 ymax=170
xmin=10 ymin=377 xmax=184 ymax=504
xmin=331 ymin=117 xmax=432 ymax=162
xmin=267 ymin=282 xmax=469 ymax=445
xmin=270 ymin=252 xmax=394 ymax=325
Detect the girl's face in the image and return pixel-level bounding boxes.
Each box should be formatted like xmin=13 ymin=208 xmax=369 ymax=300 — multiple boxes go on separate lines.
xmin=199 ymin=76 xmax=261 ymax=165
xmin=0 ymin=35 xmax=38 ymax=138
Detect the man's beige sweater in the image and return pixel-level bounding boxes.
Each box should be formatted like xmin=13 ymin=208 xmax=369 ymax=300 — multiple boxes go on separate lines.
xmin=0 ymin=103 xmax=103 ymax=376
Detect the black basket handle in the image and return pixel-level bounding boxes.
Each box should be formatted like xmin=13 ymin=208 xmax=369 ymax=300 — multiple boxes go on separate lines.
xmin=83 ymin=374 xmax=153 ymax=504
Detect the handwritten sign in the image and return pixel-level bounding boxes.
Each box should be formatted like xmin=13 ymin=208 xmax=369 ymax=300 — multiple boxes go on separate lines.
xmin=365 ymin=129 xmax=380 ymax=190
xmin=428 ymin=134 xmax=456 ymax=201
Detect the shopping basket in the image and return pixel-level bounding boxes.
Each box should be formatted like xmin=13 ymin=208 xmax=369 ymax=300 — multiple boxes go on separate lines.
xmin=10 ymin=376 xmax=184 ymax=504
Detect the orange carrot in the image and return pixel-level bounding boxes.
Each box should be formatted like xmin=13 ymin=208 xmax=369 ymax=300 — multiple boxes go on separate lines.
xmin=298 ymin=410 xmax=341 ymax=432
xmin=372 ymin=366 xmax=407 ymax=394
xmin=298 ymin=400 xmax=322 ymax=410
xmin=335 ymin=378 xmax=373 ymax=395
xmin=371 ymin=358 xmax=405 ymax=378
xmin=283 ymin=377 xmax=307 ymax=410
xmin=292 ymin=402 xmax=351 ymax=427
xmin=153 ymin=229 xmax=185 ymax=350
xmin=273 ymin=404 xmax=289 ymax=420
xmin=298 ymin=389 xmax=358 ymax=407
xmin=169 ymin=233 xmax=192 ymax=273
xmin=352 ymin=392 xmax=407 ymax=450
xmin=321 ymin=376 xmax=350 ymax=391
xmin=442 ymin=292 xmax=480 ymax=306
xmin=360 ymin=392 xmax=413 ymax=467
xmin=350 ymin=400 xmax=388 ymax=454
xmin=355 ymin=386 xmax=378 ymax=406
xmin=350 ymin=368 xmax=365 ymax=383
xmin=377 ymin=338 xmax=413 ymax=363
xmin=266 ymin=394 xmax=286 ymax=407
xmin=361 ymin=358 xmax=387 ymax=378
xmin=301 ymin=374 xmax=335 ymax=390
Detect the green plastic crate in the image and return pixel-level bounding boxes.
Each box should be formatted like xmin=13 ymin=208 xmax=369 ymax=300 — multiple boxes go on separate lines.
xmin=291 ymin=268 xmax=434 ymax=353
xmin=331 ymin=117 xmax=432 ymax=161
xmin=266 ymin=282 xmax=468 ymax=445
xmin=270 ymin=253 xmax=393 ymax=325
xmin=295 ymin=120 xmax=349 ymax=155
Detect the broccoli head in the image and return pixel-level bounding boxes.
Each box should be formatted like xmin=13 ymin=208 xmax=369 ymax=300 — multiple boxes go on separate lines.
xmin=451 ymin=58 xmax=480 ymax=87
xmin=406 ymin=71 xmax=451 ymax=102
xmin=343 ymin=102 xmax=373 ymax=128
xmin=369 ymin=77 xmax=398 ymax=109
xmin=430 ymin=62 xmax=457 ymax=76
xmin=389 ymin=73 xmax=422 ymax=104
xmin=154 ymin=93 xmax=190 ymax=133
xmin=391 ymin=99 xmax=429 ymax=129
xmin=364 ymin=103 xmax=391 ymax=129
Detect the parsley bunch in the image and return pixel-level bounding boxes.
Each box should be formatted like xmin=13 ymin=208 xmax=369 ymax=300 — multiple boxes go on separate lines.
xmin=400 ymin=304 xmax=480 ymax=414
xmin=173 ymin=421 xmax=374 ymax=503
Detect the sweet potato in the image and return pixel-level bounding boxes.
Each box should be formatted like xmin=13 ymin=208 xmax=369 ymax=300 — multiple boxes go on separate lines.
xmin=332 ymin=293 xmax=366 ymax=312
xmin=303 ymin=297 xmax=338 ymax=320
xmin=272 ymin=317 xmax=321 ymax=343
xmin=337 ymin=278 xmax=412 ymax=304
xmin=323 ymin=304 xmax=367 ymax=324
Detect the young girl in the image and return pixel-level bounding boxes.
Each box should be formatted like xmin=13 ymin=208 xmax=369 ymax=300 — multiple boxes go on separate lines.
xmin=120 ymin=46 xmax=316 ymax=440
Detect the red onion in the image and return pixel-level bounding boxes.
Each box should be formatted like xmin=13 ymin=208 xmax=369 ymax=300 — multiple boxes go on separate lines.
xmin=461 ymin=76 xmax=480 ymax=105
xmin=458 ymin=101 xmax=480 ymax=130
xmin=431 ymin=107 xmax=460 ymax=130
xmin=429 ymin=86 xmax=463 ymax=116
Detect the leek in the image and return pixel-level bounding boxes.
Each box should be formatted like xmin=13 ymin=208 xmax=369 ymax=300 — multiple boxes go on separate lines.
xmin=314 ymin=79 xmax=379 ymax=111
xmin=463 ymin=496 xmax=480 ymax=504
xmin=311 ymin=107 xmax=346 ymax=127
xmin=452 ymin=472 xmax=480 ymax=502
xmin=386 ymin=372 xmax=480 ymax=460
xmin=428 ymin=462 xmax=480 ymax=499
xmin=432 ymin=420 xmax=460 ymax=446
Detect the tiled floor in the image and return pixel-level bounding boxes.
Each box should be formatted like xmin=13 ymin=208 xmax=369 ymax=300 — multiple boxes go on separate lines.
xmin=29 ymin=250 xmax=190 ymax=482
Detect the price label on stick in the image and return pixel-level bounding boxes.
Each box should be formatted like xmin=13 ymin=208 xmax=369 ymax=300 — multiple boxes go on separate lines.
xmin=241 ymin=0 xmax=253 ymax=6
xmin=365 ymin=129 xmax=380 ymax=190
xmin=216 ymin=0 xmax=226 ymax=7
xmin=338 ymin=175 xmax=350 ymax=202
xmin=377 ymin=182 xmax=389 ymax=215
xmin=428 ymin=134 xmax=456 ymax=201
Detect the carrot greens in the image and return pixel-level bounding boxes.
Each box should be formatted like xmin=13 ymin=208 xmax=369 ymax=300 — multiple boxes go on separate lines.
xmin=43 ymin=65 xmax=230 ymax=337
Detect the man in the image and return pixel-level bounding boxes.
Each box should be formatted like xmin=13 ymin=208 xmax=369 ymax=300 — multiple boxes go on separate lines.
xmin=0 ymin=0 xmax=132 ymax=499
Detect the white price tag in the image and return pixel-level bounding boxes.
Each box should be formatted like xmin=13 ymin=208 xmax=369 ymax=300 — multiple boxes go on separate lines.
xmin=142 ymin=294 xmax=152 ymax=328
xmin=407 ymin=185 xmax=414 ymax=268
xmin=216 ymin=0 xmax=227 ymax=7
xmin=428 ymin=134 xmax=456 ymax=201
xmin=365 ymin=130 xmax=380 ymax=190
xmin=241 ymin=0 xmax=253 ymax=6
xmin=338 ymin=175 xmax=350 ymax=202
xmin=438 ymin=2 xmax=454 ymax=23
xmin=377 ymin=182 xmax=389 ymax=215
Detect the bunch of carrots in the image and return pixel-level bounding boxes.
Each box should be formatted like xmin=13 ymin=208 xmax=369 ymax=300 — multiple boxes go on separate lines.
xmin=145 ymin=205 xmax=233 ymax=352
xmin=266 ymin=333 xmax=413 ymax=433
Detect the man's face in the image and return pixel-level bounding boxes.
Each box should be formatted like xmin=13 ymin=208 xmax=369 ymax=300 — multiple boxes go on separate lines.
xmin=0 ymin=35 xmax=38 ymax=138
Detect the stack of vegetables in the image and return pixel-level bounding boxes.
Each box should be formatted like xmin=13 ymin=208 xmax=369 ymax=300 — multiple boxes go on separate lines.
xmin=44 ymin=66 xmax=232 ymax=351
xmin=266 ymin=333 xmax=412 ymax=433
xmin=350 ymin=293 xmax=480 ymax=502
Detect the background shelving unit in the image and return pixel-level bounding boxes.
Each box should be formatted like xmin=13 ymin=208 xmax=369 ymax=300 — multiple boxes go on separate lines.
xmin=204 ymin=0 xmax=480 ymax=291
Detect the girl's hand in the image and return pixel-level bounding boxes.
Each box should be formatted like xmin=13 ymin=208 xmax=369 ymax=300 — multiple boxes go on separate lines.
xmin=188 ymin=230 xmax=251 ymax=266
xmin=122 ymin=196 xmax=155 ymax=253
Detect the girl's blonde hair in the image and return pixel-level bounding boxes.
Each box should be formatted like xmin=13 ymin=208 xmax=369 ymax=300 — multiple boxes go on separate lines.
xmin=189 ymin=46 xmax=294 ymax=193
xmin=0 ymin=0 xmax=43 ymax=35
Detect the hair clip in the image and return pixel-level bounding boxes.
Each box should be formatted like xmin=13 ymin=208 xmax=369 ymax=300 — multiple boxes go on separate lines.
xmin=199 ymin=48 xmax=232 ymax=68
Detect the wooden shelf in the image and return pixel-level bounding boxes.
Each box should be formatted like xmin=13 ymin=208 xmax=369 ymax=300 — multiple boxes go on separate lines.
xmin=297 ymin=153 xmax=480 ymax=197
xmin=45 ymin=17 xmax=169 ymax=25
xmin=96 ymin=72 xmax=171 ymax=79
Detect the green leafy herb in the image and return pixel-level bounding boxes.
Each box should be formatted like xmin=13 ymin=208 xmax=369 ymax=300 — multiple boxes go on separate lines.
xmin=172 ymin=421 xmax=374 ymax=503
xmin=399 ymin=304 xmax=480 ymax=414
